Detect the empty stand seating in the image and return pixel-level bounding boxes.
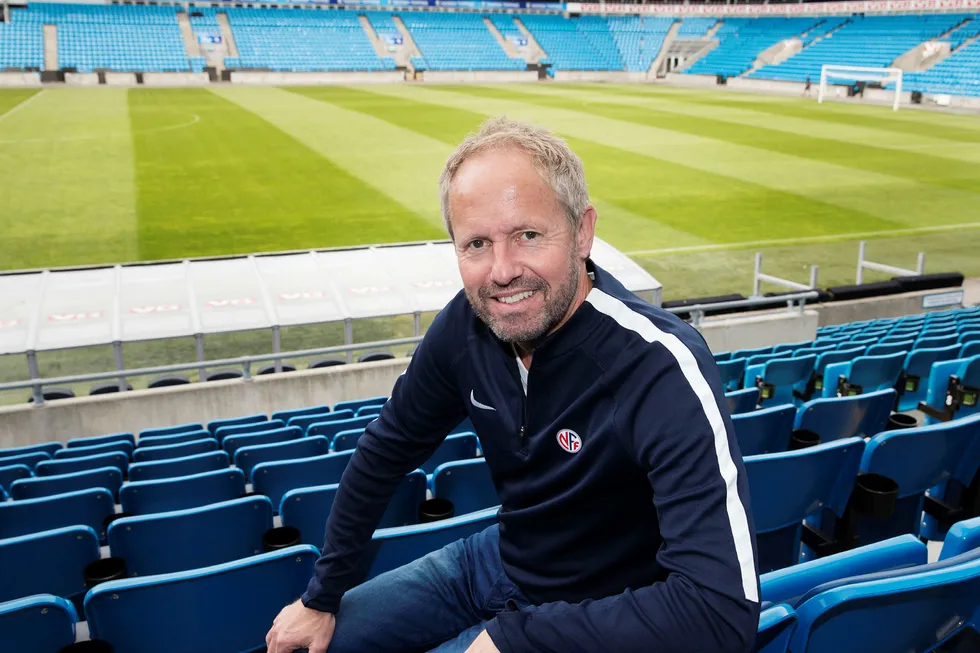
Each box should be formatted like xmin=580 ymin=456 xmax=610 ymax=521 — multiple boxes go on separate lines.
xmin=0 ymin=9 xmax=43 ymax=70
xmin=520 ymin=14 xmax=623 ymax=71
xmin=607 ymin=16 xmax=674 ymax=73
xmin=0 ymin=526 xmax=100 ymax=604
xmin=0 ymin=595 xmax=77 ymax=653
xmin=0 ymin=488 xmax=115 ymax=541
xmin=11 ymin=467 xmax=122 ymax=502
xmin=401 ymin=12 xmax=523 ymax=71
xmin=686 ymin=17 xmax=821 ymax=77
xmin=127 ymin=450 xmax=229 ymax=482
xmin=431 ymin=459 xmax=499 ymax=516
xmin=119 ymin=468 xmax=246 ymax=515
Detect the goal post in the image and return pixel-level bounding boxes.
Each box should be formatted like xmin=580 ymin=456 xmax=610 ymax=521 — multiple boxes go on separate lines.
xmin=818 ymin=65 xmax=904 ymax=111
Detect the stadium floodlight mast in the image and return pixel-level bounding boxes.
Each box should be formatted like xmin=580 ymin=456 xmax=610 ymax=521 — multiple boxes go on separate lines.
xmin=818 ymin=64 xmax=904 ymax=112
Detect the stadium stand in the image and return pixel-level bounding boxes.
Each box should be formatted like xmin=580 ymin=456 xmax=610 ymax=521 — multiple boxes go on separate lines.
xmin=519 ymin=14 xmax=623 ymax=71
xmin=399 ymin=12 xmax=523 ymax=71
xmin=902 ymin=29 xmax=980 ymax=97
xmin=607 ymin=16 xmax=675 ymax=73
xmin=0 ymin=10 xmax=43 ymax=70
xmin=676 ymin=17 xmax=717 ymax=38
xmin=685 ymin=17 xmax=824 ymax=78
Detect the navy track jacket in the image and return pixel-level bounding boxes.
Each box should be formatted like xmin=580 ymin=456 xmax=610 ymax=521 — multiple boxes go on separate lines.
xmin=302 ymin=260 xmax=761 ymax=652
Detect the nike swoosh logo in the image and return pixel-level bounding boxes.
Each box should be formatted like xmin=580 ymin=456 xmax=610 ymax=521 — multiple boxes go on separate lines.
xmin=470 ymin=389 xmax=496 ymax=412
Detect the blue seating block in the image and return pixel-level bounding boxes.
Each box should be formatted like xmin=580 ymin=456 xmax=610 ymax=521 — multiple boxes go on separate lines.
xmin=133 ymin=438 xmax=218 ymax=463
xmin=732 ymin=404 xmax=797 ymax=456
xmin=36 ymin=451 xmax=129 ymax=477
xmin=234 ymin=436 xmax=330 ymax=482
xmin=222 ymin=426 xmax=302 ymax=457
xmin=66 ymin=432 xmax=135 ymax=449
xmin=0 ymin=488 xmax=115 ymax=541
xmin=0 ymin=526 xmax=100 ymax=603
xmin=128 ymin=450 xmax=229 ymax=482
xmin=432 ymin=459 xmax=499 ymax=515
xmin=11 ymin=467 xmax=123 ymax=501
xmin=251 ymin=450 xmax=354 ymax=513
xmin=120 ymin=467 xmax=246 ymax=515
xmin=0 ymin=594 xmax=77 ymax=653
xmin=795 ymin=389 xmax=896 ymax=442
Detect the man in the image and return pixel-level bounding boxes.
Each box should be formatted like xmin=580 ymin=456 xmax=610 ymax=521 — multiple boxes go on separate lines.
xmin=266 ymin=117 xmax=760 ymax=653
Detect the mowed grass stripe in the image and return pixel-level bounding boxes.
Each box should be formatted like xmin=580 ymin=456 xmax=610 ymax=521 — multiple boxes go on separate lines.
xmin=295 ymin=86 xmax=708 ymax=251
xmin=530 ymin=84 xmax=980 ymax=170
xmin=0 ymin=88 xmax=40 ymax=120
xmin=416 ymin=85 xmax=974 ymax=229
xmin=131 ymin=88 xmax=431 ymax=262
xmin=0 ymin=88 xmax=138 ymax=271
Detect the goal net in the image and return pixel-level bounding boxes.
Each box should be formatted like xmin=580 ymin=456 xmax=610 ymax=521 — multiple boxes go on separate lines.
xmin=817 ymin=65 xmax=904 ymax=111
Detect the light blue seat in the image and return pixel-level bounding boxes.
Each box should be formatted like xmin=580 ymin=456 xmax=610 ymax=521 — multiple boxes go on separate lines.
xmin=234 ymin=436 xmax=330 ymax=482
xmin=66 ymin=432 xmax=135 ymax=449
xmin=821 ymin=352 xmax=906 ymax=398
xmin=356 ymin=404 xmax=384 ymax=418
xmin=734 ymin=345 xmax=773 ymax=359
xmin=128 ymin=450 xmax=229 ymax=482
xmin=0 ymin=464 xmax=31 ymax=493
xmin=747 ymin=355 xmax=816 ymax=406
xmin=0 ymin=526 xmax=100 ymax=603
xmin=108 ymin=496 xmax=273 ymax=576
xmin=334 ymin=395 xmax=387 ymax=413
xmin=222 ymin=425 xmax=302 ymax=457
xmin=133 ymin=438 xmax=218 ymax=463
xmin=753 ymin=604 xmax=797 ymax=653
xmin=137 ymin=429 xmax=211 ymax=448
xmin=420 ymin=433 xmax=479 ymax=474
xmin=939 ymin=515 xmax=980 ymax=560
xmin=773 ymin=341 xmax=812 ymax=354
xmin=726 ymin=388 xmax=759 ymax=415
xmin=0 ymin=451 xmax=51 ymax=470
xmin=120 ymin=467 xmax=246 ymax=515
xmin=360 ymin=506 xmax=499 ymax=582
xmin=252 ymin=450 xmax=354 ymax=513
xmin=53 ymin=439 xmax=134 ymax=460
xmin=36 ymin=451 xmax=128 ymax=477
xmin=865 ymin=340 xmax=914 ymax=357
xmin=714 ymin=351 xmax=732 ymax=362
xmin=962 ymin=341 xmax=980 ymax=358
xmin=717 ymin=358 xmax=747 ymax=392
xmin=732 ymin=404 xmax=797 ymax=456
xmin=919 ymin=354 xmax=980 ymax=424
xmin=914 ymin=334 xmax=959 ymax=350
xmin=11 ymin=467 xmax=123 ymax=501
xmin=287 ymin=409 xmax=354 ymax=432
xmin=271 ymin=404 xmax=332 ymax=423
xmin=0 ymin=594 xmax=77 ymax=653
xmin=138 ymin=422 xmax=204 ymax=439
xmin=432 ymin=458 xmax=499 ymax=515
xmin=84 ymin=545 xmax=319 ymax=653
xmin=214 ymin=419 xmax=286 ymax=444
xmin=896 ymin=344 xmax=961 ymax=412
xmin=282 ymin=470 xmax=427 ymax=546
xmin=0 ymin=488 xmax=115 ymax=541
xmin=308 ymin=415 xmax=378 ymax=440
xmin=795 ymin=389 xmax=896 ymax=443
xmin=744 ymin=438 xmax=865 ymax=572
xmin=331 ymin=428 xmax=365 ymax=452
xmin=800 ymin=347 xmax=866 ymax=401
xmin=0 ymin=442 xmax=62 ymax=461
xmin=206 ymin=413 xmax=267 ymax=436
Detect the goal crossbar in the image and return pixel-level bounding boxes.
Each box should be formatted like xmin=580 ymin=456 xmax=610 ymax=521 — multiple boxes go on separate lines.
xmin=818 ymin=64 xmax=904 ymax=111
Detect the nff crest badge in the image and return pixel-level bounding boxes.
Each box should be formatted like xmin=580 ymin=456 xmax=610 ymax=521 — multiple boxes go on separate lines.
xmin=556 ymin=429 xmax=582 ymax=454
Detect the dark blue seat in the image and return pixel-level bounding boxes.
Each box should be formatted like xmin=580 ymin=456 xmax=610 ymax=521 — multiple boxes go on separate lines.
xmin=308 ymin=415 xmax=378 ymax=440
xmin=66 ymin=432 xmax=135 ymax=449
xmin=0 ymin=594 xmax=77 ymax=653
xmin=732 ymin=405 xmax=797 ymax=456
xmin=773 ymin=341 xmax=812 ymax=354
xmin=234 ymin=436 xmax=330 ymax=482
xmin=136 ymin=429 xmax=211 ymax=448
xmin=282 ymin=470 xmax=427 ymax=546
xmin=286 ymin=409 xmax=354 ymax=433
xmin=133 ymin=438 xmax=217 ymax=463
xmin=0 ymin=526 xmax=100 ymax=603
xmin=206 ymin=413 xmax=267 ymax=436
xmin=0 ymin=451 xmax=51 ymax=470
xmin=914 ymin=334 xmax=959 ymax=350
xmin=421 ymin=433 xmax=479 ymax=474
xmin=734 ymin=346 xmax=773 ymax=359
xmin=36 ymin=451 xmax=128 ymax=477
xmin=939 ymin=516 xmax=980 ymax=561
xmin=0 ymin=464 xmax=31 ymax=493
xmin=108 ymin=496 xmax=274 ymax=576
xmin=84 ymin=545 xmax=319 ymax=653
xmin=251 ymin=450 xmax=354 ymax=513
xmin=357 ymin=404 xmax=384 ymax=417
xmin=11 ymin=467 xmax=123 ymax=501
xmin=795 ymin=389 xmax=896 ymax=443
xmin=331 ymin=428 xmax=365 ymax=452
xmin=752 ymin=605 xmax=796 ymax=653
xmin=919 ymin=354 xmax=980 ymax=424
xmin=271 ymin=404 xmax=332 ymax=424
xmin=821 ymin=352 xmax=906 ymax=398
xmin=806 ymin=347 xmax=866 ymax=398
xmin=746 ymin=355 xmax=816 ymax=406
xmin=896 ymin=344 xmax=961 ymax=412
xmin=53 ymin=439 xmax=134 ymax=460
xmin=726 ymin=388 xmax=759 ymax=415
xmin=0 ymin=442 xmax=62 ymax=461
xmin=222 ymin=426 xmax=302 ymax=457
xmin=360 ymin=506 xmax=498 ymax=582
xmin=138 ymin=422 xmax=203 ymax=439
xmin=962 ymin=341 xmax=980 ymax=358
xmin=0 ymin=488 xmax=115 ymax=541
xmin=451 ymin=417 xmax=476 ymax=436
xmin=713 ymin=351 xmax=732 ymax=362
xmin=127 ymin=450 xmax=229 ymax=482
xmin=717 ymin=358 xmax=747 ymax=392
xmin=120 ymin=468 xmax=246 ymax=515
xmin=213 ymin=419 xmax=286 ymax=445
xmin=432 ymin=459 xmax=499 ymax=515
xmin=865 ymin=340 xmax=914 ymax=357
xmin=334 ymin=395 xmax=387 ymax=413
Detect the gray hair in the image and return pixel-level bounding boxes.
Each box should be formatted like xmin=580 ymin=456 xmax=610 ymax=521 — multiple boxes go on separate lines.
xmin=438 ymin=116 xmax=590 ymax=240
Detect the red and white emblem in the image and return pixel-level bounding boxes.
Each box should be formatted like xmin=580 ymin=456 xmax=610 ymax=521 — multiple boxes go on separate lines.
xmin=556 ymin=429 xmax=582 ymax=454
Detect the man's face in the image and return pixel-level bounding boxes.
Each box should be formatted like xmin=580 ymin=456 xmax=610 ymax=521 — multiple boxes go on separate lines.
xmin=448 ymin=147 xmax=591 ymax=344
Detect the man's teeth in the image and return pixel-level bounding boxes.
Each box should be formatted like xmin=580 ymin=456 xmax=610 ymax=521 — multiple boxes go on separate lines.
xmin=497 ymin=291 xmax=534 ymax=305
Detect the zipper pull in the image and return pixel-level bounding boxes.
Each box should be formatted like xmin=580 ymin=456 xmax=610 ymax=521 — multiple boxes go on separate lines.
xmin=519 ymin=425 xmax=525 ymax=447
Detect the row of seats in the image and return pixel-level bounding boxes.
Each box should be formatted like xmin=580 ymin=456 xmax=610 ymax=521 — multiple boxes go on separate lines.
xmin=685 ymin=17 xmax=823 ymax=77
xmin=400 ymin=12 xmax=523 ymax=72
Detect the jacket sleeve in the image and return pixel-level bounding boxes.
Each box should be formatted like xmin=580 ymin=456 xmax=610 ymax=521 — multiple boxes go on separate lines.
xmin=486 ymin=331 xmax=760 ymax=653
xmin=301 ymin=309 xmax=468 ymax=613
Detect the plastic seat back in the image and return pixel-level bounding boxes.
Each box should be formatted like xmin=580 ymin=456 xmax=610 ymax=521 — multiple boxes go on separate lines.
xmin=732 ymin=405 xmax=797 ymax=456
xmin=133 ymin=438 xmax=218 ymax=463
xmin=222 ymin=426 xmax=302 ymax=457
xmin=420 ymin=433 xmax=478 ymax=474
xmin=795 ymin=389 xmax=896 ymax=443
xmin=0 ymin=464 xmax=32 ymax=493
xmin=136 ymin=429 xmax=211 ymax=448
xmin=308 ymin=415 xmax=378 ymax=440
xmin=206 ymin=413 xmax=268 ymax=436
xmin=214 ymin=419 xmax=286 ymax=445
xmin=53 ymin=440 xmax=134 ymax=460
xmin=11 ymin=467 xmax=123 ymax=502
xmin=432 ymin=458 xmax=499 ymax=515
xmin=36 ymin=451 xmax=129 ymax=477
xmin=0 ymin=488 xmax=115 ymax=541
xmin=234 ymin=436 xmax=330 ymax=482
xmin=127 ymin=450 xmax=229 ymax=482
xmin=717 ymin=358 xmax=747 ymax=392
xmin=66 ymin=432 xmax=135 ymax=449
xmin=897 ymin=344 xmax=961 ymax=412
xmin=0 ymin=526 xmax=100 ymax=604
xmin=251 ymin=450 xmax=354 ymax=513
xmin=138 ymin=423 xmax=204 ymax=439
xmin=726 ymin=388 xmax=759 ymax=415
xmin=120 ymin=467 xmax=246 ymax=515
xmin=0 ymin=594 xmax=77 ymax=653
xmin=286 ymin=409 xmax=354 ymax=433
xmin=334 ymin=395 xmax=387 ymax=413
xmin=271 ymin=405 xmax=332 ymax=424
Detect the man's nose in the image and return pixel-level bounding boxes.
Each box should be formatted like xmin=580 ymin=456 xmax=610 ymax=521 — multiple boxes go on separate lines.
xmin=489 ymin=242 xmax=522 ymax=288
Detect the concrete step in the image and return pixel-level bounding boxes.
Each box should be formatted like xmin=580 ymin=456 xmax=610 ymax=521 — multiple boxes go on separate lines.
xmin=512 ymin=16 xmax=547 ymax=63
xmin=217 ymin=12 xmax=239 ymax=58
xmin=484 ymin=16 xmax=523 ymax=59
xmin=177 ymin=11 xmax=201 ymax=58
xmin=649 ymin=19 xmax=680 ymax=77
xmin=392 ymin=14 xmax=423 ymax=69
xmin=359 ymin=14 xmax=391 ymax=60
xmin=42 ymin=24 xmax=57 ymax=71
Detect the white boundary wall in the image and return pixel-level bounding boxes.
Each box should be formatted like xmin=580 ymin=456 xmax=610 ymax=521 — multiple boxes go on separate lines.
xmin=553 ymin=70 xmax=649 ymax=83
xmin=104 ymin=72 xmax=137 ymax=86
xmin=143 ymin=72 xmax=211 ymax=86
xmin=0 ymin=72 xmax=41 ymax=86
xmin=65 ymin=72 xmax=99 ymax=86
xmin=423 ymin=70 xmax=537 ymax=83
xmin=230 ymin=71 xmax=404 ymax=85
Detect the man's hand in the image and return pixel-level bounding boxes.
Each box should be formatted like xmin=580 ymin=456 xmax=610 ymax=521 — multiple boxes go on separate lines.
xmin=265 ymin=599 xmax=335 ymax=653
xmin=464 ymin=630 xmax=501 ymax=653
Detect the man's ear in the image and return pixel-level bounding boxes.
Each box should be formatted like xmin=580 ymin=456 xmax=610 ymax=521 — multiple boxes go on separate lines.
xmin=577 ymin=205 xmax=598 ymax=260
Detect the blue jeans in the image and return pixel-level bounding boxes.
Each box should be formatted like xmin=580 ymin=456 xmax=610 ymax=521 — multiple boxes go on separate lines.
xmin=325 ymin=524 xmax=530 ymax=653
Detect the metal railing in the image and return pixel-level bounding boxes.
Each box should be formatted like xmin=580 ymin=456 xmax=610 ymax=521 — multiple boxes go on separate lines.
xmin=3 ymin=293 xmax=820 ymax=404
xmin=753 ymin=252 xmax=819 ymax=297
xmin=856 ymin=240 xmax=925 ymax=285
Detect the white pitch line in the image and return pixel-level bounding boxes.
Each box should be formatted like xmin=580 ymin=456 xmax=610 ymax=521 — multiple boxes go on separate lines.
xmin=0 ymin=89 xmax=45 ymax=125
xmin=625 ymin=222 xmax=980 ymax=257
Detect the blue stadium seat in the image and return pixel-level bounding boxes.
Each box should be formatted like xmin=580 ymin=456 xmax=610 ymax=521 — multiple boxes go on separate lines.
xmin=120 ymin=467 xmax=246 ymax=515
xmin=66 ymin=432 xmax=135 ymax=449
xmin=206 ymin=413 xmax=267 ymax=436
xmin=0 ymin=442 xmax=63 ymax=461
xmin=53 ymin=439 xmax=134 ymax=460
xmin=331 ymin=428 xmax=365 ymax=452
xmin=753 ymin=604 xmax=796 ymax=653
xmin=940 ymin=516 xmax=980 ymax=561
xmin=251 ymin=450 xmax=354 ymax=513
xmin=0 ymin=451 xmax=50 ymax=470
xmin=420 ymin=433 xmax=479 ymax=474
xmin=136 ymin=429 xmax=212 ymax=448
xmin=0 ymin=594 xmax=77 ymax=653
xmin=744 ymin=438 xmax=865 ymax=572
xmin=732 ymin=404 xmax=797 ymax=456
xmin=432 ymin=459 xmax=499 ymax=515
xmin=865 ymin=340 xmax=914 ymax=357
xmin=271 ymin=404 xmax=332 ymax=423
xmin=746 ymin=355 xmax=816 ymax=406
xmin=127 ymin=450 xmax=229 ymax=482
xmin=84 ymin=545 xmax=320 ymax=653
xmin=795 ymin=389 xmax=896 ymax=442
xmin=963 ymin=341 xmax=980 ymax=358
xmin=0 ymin=464 xmax=32 ymax=493
xmin=138 ymin=422 xmax=204 ymax=439
xmin=234 ymin=436 xmax=330 ymax=482
xmin=287 ymin=409 xmax=354 ymax=432
xmin=282 ymin=470 xmax=428 ymax=546
xmin=361 ymin=506 xmax=499 ymax=582
xmin=914 ymin=334 xmax=960 ymax=350
xmin=800 ymin=347 xmax=866 ymax=400
xmin=308 ymin=415 xmax=378 ymax=440
xmin=36 ymin=451 xmax=128 ymax=477
xmin=214 ymin=419 xmax=286 ymax=444
xmin=222 ymin=425 xmax=302 ymax=457
xmin=334 ymin=395 xmax=388 ymax=413
xmin=821 ymin=352 xmax=906 ymax=398
xmin=133 ymin=438 xmax=218 ymax=463
xmin=919 ymin=354 xmax=980 ymax=424
xmin=356 ymin=404 xmax=384 ymax=417
xmin=717 ymin=358 xmax=747 ymax=392
xmin=11 ymin=467 xmax=123 ymax=501
xmin=108 ymin=496 xmax=274 ymax=576
xmin=896 ymin=345 xmax=962 ymax=412
xmin=0 ymin=488 xmax=115 ymax=541
xmin=0 ymin=526 xmax=100 ymax=603
xmin=726 ymin=388 xmax=759 ymax=415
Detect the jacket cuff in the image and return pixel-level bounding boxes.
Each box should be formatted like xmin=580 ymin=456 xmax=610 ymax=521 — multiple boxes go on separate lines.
xmin=486 ymin=612 xmax=528 ymax=653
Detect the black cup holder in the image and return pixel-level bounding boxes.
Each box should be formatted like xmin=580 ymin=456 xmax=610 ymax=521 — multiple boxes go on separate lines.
xmin=851 ymin=473 xmax=899 ymax=519
xmin=58 ymin=640 xmax=115 ymax=653
xmin=419 ymin=498 xmax=455 ymax=524
xmin=887 ymin=413 xmax=919 ymax=430
xmin=789 ymin=429 xmax=821 ymax=451
xmin=263 ymin=526 xmax=301 ymax=552
xmin=84 ymin=557 xmax=128 ymax=591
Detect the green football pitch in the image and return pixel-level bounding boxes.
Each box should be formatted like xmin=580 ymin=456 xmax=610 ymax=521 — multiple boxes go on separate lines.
xmin=2 ymin=82 xmax=979 ymax=303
